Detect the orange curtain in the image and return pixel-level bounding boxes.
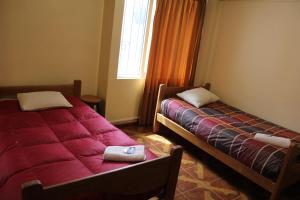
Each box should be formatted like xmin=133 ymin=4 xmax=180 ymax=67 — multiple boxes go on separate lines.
xmin=139 ymin=0 xmax=206 ymax=126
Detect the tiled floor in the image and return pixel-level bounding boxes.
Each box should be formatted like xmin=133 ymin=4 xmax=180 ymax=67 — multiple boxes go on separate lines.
xmin=120 ymin=126 xmax=300 ymax=200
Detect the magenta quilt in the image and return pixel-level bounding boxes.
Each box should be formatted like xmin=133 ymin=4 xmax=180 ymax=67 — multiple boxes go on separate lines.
xmin=0 ymin=97 xmax=156 ymax=200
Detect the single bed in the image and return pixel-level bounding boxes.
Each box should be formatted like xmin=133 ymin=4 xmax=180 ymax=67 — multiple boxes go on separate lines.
xmin=0 ymin=80 xmax=183 ymax=200
xmin=153 ymin=84 xmax=300 ymax=200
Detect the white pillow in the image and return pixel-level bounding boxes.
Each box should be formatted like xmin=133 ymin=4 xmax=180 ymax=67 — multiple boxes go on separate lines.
xmin=17 ymin=91 xmax=73 ymax=111
xmin=176 ymin=87 xmax=219 ymax=108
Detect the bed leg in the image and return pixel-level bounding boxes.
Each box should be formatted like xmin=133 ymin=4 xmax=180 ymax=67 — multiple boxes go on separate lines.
xmin=270 ymin=188 xmax=281 ymax=200
xmin=22 ymin=180 xmax=44 ymax=200
xmin=153 ymin=116 xmax=160 ymax=133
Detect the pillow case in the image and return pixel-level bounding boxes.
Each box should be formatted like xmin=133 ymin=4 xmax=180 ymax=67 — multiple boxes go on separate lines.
xmin=17 ymin=91 xmax=73 ymax=111
xmin=176 ymin=87 xmax=219 ymax=108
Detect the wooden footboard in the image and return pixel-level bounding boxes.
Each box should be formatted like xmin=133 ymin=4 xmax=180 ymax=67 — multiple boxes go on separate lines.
xmin=153 ymin=84 xmax=300 ymax=200
xmin=22 ymin=146 xmax=183 ymax=200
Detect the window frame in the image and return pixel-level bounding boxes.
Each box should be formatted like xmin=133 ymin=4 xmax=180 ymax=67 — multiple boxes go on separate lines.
xmin=117 ymin=0 xmax=156 ymax=80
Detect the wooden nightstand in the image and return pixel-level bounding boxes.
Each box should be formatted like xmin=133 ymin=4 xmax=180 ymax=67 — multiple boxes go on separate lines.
xmin=80 ymin=95 xmax=102 ymax=114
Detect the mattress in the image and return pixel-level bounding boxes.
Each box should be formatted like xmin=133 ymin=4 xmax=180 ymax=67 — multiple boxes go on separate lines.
xmin=0 ymin=97 xmax=156 ymax=200
xmin=161 ymin=98 xmax=300 ymax=181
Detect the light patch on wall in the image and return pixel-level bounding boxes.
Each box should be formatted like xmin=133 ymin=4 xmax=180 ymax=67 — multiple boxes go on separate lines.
xmin=206 ymin=0 xmax=300 ymax=132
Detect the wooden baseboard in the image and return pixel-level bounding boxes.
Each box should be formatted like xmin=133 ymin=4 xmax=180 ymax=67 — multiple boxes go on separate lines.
xmin=110 ymin=117 xmax=138 ymax=127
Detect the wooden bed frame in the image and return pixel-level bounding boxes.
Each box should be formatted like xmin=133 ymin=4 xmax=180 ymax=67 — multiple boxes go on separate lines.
xmin=0 ymin=80 xmax=183 ymax=200
xmin=153 ymin=84 xmax=300 ymax=200
xmin=0 ymin=80 xmax=82 ymax=98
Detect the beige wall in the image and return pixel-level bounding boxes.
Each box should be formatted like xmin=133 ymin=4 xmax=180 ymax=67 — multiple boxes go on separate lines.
xmin=195 ymin=0 xmax=222 ymax=86
xmin=104 ymin=0 xmax=145 ymax=123
xmin=0 ymin=0 xmax=145 ymax=123
xmin=97 ymin=0 xmax=114 ymax=101
xmin=0 ymin=0 xmax=104 ymax=95
xmin=197 ymin=0 xmax=300 ymax=132
xmin=98 ymin=0 xmax=145 ymax=123
xmin=2 ymin=0 xmax=300 ymax=130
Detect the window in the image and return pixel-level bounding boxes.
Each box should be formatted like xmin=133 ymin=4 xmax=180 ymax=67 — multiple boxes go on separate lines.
xmin=117 ymin=0 xmax=156 ymax=79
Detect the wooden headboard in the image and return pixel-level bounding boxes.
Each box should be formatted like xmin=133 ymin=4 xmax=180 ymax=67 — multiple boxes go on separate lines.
xmin=156 ymin=83 xmax=211 ymax=100
xmin=0 ymin=80 xmax=82 ymax=98
xmin=153 ymin=83 xmax=210 ymax=132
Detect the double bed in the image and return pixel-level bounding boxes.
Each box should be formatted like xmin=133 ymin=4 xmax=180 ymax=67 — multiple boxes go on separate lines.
xmin=0 ymin=80 xmax=183 ymax=200
xmin=153 ymin=84 xmax=300 ymax=200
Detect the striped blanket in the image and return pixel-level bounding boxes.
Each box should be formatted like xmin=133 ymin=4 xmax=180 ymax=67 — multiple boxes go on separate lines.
xmin=161 ymin=98 xmax=300 ymax=181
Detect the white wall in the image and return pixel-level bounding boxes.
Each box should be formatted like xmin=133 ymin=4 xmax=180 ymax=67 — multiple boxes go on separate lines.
xmin=196 ymin=0 xmax=300 ymax=132
xmin=0 ymin=0 xmax=104 ymax=95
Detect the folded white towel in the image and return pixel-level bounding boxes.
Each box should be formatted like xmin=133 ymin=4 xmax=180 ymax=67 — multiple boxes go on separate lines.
xmin=103 ymin=145 xmax=146 ymax=162
xmin=254 ymin=133 xmax=291 ymax=148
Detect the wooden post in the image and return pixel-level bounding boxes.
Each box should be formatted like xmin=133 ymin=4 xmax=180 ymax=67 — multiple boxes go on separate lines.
xmin=153 ymin=84 xmax=166 ymax=133
xmin=164 ymin=146 xmax=183 ymax=200
xmin=270 ymin=142 xmax=300 ymax=200
xmin=73 ymin=80 xmax=82 ymax=97
xmin=203 ymin=83 xmax=211 ymax=90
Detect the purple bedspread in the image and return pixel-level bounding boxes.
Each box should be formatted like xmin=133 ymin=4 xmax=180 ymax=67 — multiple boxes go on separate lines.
xmin=161 ymin=98 xmax=300 ymax=181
